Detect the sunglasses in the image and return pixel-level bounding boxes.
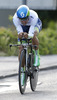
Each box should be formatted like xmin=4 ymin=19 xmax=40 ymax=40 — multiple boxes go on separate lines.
xmin=19 ymin=16 xmax=29 ymax=21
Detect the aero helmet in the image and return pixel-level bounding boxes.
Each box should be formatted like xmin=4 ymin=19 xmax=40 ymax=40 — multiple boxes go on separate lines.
xmin=17 ymin=5 xmax=30 ymax=20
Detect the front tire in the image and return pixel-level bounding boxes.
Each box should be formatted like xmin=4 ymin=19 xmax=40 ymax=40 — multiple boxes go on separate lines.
xmin=18 ymin=50 xmax=27 ymax=94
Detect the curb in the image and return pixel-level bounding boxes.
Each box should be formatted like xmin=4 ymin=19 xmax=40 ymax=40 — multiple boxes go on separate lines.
xmin=40 ymin=65 xmax=57 ymax=71
xmin=0 ymin=73 xmax=18 ymax=79
xmin=0 ymin=65 xmax=57 ymax=79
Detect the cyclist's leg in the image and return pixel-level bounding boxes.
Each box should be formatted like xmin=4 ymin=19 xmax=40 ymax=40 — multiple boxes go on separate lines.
xmin=32 ymin=35 xmax=39 ymax=50
xmin=32 ymin=34 xmax=40 ymax=67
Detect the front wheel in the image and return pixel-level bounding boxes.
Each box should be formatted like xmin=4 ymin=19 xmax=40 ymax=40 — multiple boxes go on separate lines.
xmin=18 ymin=50 xmax=27 ymax=94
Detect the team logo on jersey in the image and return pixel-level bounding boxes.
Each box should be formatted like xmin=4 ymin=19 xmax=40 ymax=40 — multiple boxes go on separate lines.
xmin=20 ymin=12 xmax=24 ymax=18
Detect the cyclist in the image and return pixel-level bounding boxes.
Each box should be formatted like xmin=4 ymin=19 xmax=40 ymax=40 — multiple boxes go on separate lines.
xmin=13 ymin=5 xmax=42 ymax=85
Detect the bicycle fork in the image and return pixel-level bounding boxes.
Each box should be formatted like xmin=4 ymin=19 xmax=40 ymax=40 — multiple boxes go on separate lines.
xmin=24 ymin=48 xmax=28 ymax=71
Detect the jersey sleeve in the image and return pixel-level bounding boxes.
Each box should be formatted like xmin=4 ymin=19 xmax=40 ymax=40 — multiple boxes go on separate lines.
xmin=28 ymin=10 xmax=42 ymax=38
xmin=28 ymin=26 xmax=35 ymax=38
xmin=28 ymin=18 xmax=42 ymax=38
xmin=35 ymin=18 xmax=42 ymax=32
xmin=13 ymin=13 xmax=23 ymax=34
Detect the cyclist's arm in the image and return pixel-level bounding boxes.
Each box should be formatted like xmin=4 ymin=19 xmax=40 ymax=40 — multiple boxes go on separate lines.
xmin=28 ymin=18 xmax=42 ymax=38
xmin=35 ymin=18 xmax=42 ymax=33
xmin=13 ymin=13 xmax=23 ymax=34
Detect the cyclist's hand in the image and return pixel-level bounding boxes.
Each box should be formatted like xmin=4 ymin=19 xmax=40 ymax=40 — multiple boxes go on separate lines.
xmin=18 ymin=32 xmax=24 ymax=39
xmin=24 ymin=32 xmax=28 ymax=38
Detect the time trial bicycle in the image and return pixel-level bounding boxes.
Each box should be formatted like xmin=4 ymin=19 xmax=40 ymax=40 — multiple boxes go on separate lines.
xmin=10 ymin=38 xmax=39 ymax=94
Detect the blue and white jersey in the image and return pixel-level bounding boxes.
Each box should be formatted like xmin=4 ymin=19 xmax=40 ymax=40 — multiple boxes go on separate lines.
xmin=13 ymin=10 xmax=42 ymax=37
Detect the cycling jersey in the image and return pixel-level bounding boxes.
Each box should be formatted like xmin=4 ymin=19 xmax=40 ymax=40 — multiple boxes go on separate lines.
xmin=13 ymin=10 xmax=42 ymax=37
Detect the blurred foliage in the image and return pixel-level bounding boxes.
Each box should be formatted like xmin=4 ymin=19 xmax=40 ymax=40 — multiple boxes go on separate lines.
xmin=0 ymin=27 xmax=18 ymax=56
xmin=38 ymin=21 xmax=57 ymax=55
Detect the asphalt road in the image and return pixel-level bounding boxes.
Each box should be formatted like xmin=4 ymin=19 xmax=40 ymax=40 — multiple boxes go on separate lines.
xmin=0 ymin=68 xmax=57 ymax=100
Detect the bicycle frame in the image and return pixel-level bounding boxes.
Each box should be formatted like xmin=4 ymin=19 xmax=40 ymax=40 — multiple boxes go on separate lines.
xmin=24 ymin=44 xmax=33 ymax=75
xmin=24 ymin=46 xmax=28 ymax=71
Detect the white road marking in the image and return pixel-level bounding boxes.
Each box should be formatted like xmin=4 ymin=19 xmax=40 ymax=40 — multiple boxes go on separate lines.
xmin=0 ymin=82 xmax=19 ymax=94
xmin=0 ymin=81 xmax=30 ymax=94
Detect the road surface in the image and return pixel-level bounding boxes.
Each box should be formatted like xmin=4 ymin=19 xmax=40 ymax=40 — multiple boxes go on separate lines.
xmin=0 ymin=68 xmax=57 ymax=100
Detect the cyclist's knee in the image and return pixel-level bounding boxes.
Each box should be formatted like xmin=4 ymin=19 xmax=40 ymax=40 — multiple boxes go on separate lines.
xmin=19 ymin=46 xmax=23 ymax=50
xmin=32 ymin=36 xmax=39 ymax=50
